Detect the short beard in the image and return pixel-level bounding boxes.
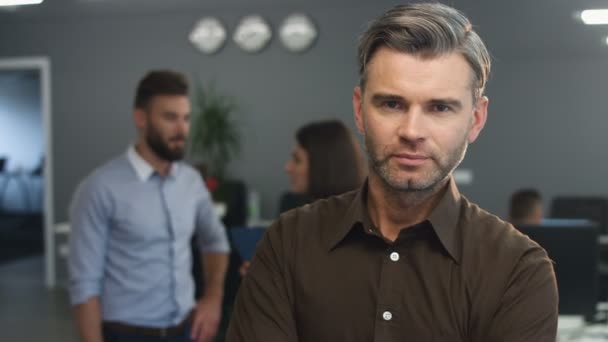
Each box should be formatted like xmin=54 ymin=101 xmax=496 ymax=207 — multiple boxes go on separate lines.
xmin=365 ymin=134 xmax=468 ymax=196
xmin=146 ymin=123 xmax=185 ymax=162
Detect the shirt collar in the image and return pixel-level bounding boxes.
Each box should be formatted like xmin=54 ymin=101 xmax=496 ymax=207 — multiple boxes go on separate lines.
xmin=126 ymin=145 xmax=179 ymax=182
xmin=426 ymin=178 xmax=462 ymax=263
xmin=328 ymin=176 xmax=463 ymax=264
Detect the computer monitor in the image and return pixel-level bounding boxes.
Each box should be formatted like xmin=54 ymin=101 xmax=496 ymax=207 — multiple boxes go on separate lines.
xmin=550 ymin=197 xmax=608 ymax=234
xmin=517 ymin=220 xmax=599 ymax=321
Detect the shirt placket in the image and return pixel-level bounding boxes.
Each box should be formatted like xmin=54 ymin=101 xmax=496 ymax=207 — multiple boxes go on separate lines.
xmin=159 ymin=176 xmax=181 ymax=324
xmin=374 ymin=241 xmax=403 ymax=341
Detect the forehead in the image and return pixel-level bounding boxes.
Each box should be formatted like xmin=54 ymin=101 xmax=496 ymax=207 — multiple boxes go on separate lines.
xmin=365 ymin=47 xmax=474 ymax=100
xmin=148 ymin=95 xmax=190 ymax=112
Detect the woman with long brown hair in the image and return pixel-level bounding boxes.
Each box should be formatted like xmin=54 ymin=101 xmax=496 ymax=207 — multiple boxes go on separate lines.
xmin=282 ymin=119 xmax=365 ymax=212
xmin=240 ymin=120 xmax=365 ymax=276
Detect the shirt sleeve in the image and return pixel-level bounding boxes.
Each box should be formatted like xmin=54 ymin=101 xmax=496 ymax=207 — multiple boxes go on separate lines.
xmin=483 ymin=246 xmax=558 ymax=342
xmin=226 ymin=219 xmax=298 ymax=342
xmin=67 ymin=178 xmax=112 ymax=306
xmin=194 ymin=176 xmax=230 ymax=254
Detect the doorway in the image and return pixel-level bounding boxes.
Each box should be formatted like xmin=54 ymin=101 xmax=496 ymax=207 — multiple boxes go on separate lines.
xmin=0 ymin=57 xmax=54 ymax=287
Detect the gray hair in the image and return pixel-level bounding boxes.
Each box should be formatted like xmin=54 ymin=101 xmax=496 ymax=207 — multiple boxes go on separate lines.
xmin=357 ymin=3 xmax=491 ymax=100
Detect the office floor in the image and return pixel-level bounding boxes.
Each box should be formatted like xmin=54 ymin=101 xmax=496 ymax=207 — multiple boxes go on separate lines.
xmin=0 ymin=256 xmax=78 ymax=341
xmin=0 ymin=213 xmax=43 ymax=264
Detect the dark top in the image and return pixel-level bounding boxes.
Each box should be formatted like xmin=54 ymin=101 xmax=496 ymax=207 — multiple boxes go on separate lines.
xmin=278 ymin=191 xmax=312 ymax=214
xmin=227 ymin=179 xmax=558 ymax=342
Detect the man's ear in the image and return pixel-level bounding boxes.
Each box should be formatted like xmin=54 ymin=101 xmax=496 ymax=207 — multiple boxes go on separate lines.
xmin=353 ymin=86 xmax=365 ymax=134
xmin=467 ymin=96 xmax=488 ymax=143
xmin=133 ymin=108 xmax=147 ymax=131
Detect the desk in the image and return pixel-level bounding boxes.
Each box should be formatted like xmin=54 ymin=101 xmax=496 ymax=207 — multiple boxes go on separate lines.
xmin=557 ymin=301 xmax=608 ymax=341
xmin=559 ymin=312 xmax=608 ymax=341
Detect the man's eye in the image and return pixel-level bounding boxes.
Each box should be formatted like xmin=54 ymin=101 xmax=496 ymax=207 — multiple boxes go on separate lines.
xmin=432 ymin=104 xmax=451 ymax=112
xmin=383 ymin=101 xmax=402 ymax=110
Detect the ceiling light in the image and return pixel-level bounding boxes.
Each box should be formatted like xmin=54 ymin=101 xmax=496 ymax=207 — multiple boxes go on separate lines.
xmin=581 ymin=9 xmax=608 ymax=25
xmin=0 ymin=0 xmax=43 ymax=6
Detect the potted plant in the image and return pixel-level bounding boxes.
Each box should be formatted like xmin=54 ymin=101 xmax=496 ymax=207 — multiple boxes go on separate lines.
xmin=189 ymin=81 xmax=241 ymax=184
xmin=189 ymin=82 xmax=249 ymax=228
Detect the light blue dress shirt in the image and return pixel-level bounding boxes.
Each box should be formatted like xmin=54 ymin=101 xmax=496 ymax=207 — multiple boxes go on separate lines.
xmin=68 ymin=146 xmax=230 ymax=327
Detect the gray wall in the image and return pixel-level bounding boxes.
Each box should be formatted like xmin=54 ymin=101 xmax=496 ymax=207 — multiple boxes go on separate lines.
xmin=1 ymin=0 xmax=607 ymax=221
xmin=462 ymin=57 xmax=608 ymax=219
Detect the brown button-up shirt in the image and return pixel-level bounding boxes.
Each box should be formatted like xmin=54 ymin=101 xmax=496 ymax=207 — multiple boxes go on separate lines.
xmin=227 ymin=179 xmax=558 ymax=341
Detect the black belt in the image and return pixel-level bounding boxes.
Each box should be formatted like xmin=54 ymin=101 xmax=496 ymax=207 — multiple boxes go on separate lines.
xmin=103 ymin=311 xmax=193 ymax=338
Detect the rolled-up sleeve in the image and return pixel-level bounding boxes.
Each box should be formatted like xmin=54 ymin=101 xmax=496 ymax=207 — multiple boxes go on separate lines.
xmin=68 ymin=178 xmax=111 ymax=306
xmin=194 ymin=178 xmax=230 ymax=254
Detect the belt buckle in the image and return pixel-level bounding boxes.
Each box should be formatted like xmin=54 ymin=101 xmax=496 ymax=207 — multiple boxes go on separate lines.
xmin=160 ymin=327 xmax=167 ymax=338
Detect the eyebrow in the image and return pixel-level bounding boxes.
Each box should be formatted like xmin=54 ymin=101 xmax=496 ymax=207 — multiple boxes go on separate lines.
xmin=163 ymin=111 xmax=191 ymax=118
xmin=370 ymin=92 xmax=463 ymax=110
xmin=370 ymin=93 xmax=405 ymax=105
xmin=428 ymin=98 xmax=463 ymax=111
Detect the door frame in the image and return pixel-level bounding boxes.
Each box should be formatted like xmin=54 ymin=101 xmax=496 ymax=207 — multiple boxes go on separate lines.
xmin=0 ymin=57 xmax=55 ymax=288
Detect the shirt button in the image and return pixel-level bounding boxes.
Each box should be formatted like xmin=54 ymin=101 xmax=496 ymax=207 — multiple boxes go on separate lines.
xmin=390 ymin=252 xmax=400 ymax=262
xmin=382 ymin=311 xmax=393 ymax=321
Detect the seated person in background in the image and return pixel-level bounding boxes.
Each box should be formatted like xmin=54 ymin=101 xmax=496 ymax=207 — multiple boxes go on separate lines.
xmin=281 ymin=119 xmax=366 ymax=213
xmin=509 ymin=188 xmax=544 ymax=226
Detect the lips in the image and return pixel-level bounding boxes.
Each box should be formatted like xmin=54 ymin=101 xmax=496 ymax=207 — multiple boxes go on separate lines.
xmin=391 ymin=153 xmax=429 ymax=167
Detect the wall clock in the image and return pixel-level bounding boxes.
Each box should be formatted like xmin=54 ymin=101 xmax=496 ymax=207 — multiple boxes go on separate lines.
xmin=189 ymin=17 xmax=227 ymax=55
xmin=279 ymin=13 xmax=318 ymax=53
xmin=233 ymin=15 xmax=272 ymax=53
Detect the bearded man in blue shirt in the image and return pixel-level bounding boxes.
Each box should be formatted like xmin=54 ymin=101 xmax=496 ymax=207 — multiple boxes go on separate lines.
xmin=68 ymin=70 xmax=230 ymax=342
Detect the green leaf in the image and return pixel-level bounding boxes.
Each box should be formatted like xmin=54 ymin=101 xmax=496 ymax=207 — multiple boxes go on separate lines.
xmin=189 ymin=80 xmax=241 ymax=179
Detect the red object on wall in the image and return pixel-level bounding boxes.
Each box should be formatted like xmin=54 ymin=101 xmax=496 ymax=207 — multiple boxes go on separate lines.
xmin=205 ymin=177 xmax=220 ymax=193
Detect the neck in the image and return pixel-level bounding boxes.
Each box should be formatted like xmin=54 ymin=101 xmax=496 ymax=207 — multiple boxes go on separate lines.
xmin=135 ymin=138 xmax=172 ymax=176
xmin=367 ymin=172 xmax=449 ymax=242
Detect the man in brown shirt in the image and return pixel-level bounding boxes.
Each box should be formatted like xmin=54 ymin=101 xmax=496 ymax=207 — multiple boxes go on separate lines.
xmin=227 ymin=3 xmax=558 ymax=341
